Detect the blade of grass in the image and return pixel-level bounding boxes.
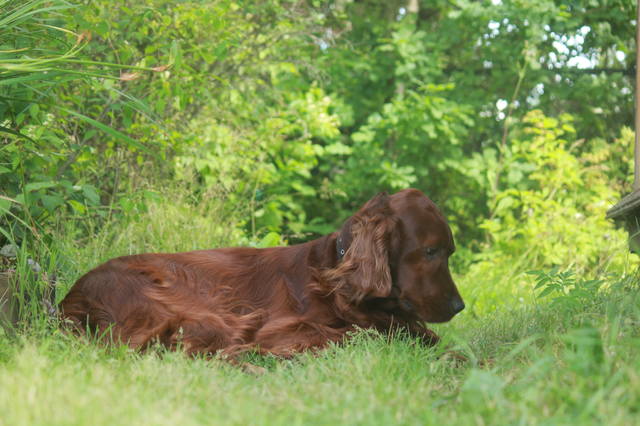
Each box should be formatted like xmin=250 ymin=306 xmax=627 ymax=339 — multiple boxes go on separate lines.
xmin=56 ymin=107 xmax=159 ymax=159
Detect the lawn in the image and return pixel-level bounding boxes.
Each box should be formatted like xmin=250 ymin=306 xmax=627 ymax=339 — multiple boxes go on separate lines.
xmin=1 ymin=265 xmax=638 ymax=425
xmin=2 ymin=196 xmax=639 ymax=425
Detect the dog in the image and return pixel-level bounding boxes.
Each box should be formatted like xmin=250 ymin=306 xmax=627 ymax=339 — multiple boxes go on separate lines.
xmin=61 ymin=188 xmax=464 ymax=356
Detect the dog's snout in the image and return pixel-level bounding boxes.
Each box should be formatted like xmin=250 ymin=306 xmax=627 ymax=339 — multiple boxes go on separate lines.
xmin=451 ymin=298 xmax=465 ymax=315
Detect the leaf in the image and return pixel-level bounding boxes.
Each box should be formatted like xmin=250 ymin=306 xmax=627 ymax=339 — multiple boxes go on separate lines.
xmin=118 ymin=197 xmax=134 ymax=214
xmin=0 ymin=71 xmax=67 ymax=86
xmin=56 ymin=107 xmax=159 ymax=158
xmin=0 ymin=125 xmax=37 ymax=143
xmin=142 ymin=190 xmax=162 ymax=202
xmin=119 ymin=72 xmax=140 ymax=81
xmin=537 ymin=286 xmax=557 ymax=298
xmin=41 ymin=194 xmax=64 ymax=212
xmin=67 ymin=199 xmax=86 ymax=214
xmin=291 ymin=182 xmax=316 ymax=197
xmin=169 ymin=39 xmax=181 ymax=69
xmin=29 ymin=102 xmax=40 ymax=118
xmin=257 ymin=232 xmax=281 ymax=248
xmin=324 ymin=142 xmax=352 ymax=155
xmin=534 ymin=278 xmax=550 ymax=290
xmin=494 ymin=196 xmax=515 ymax=213
xmin=24 ymin=181 xmax=56 ymax=192
xmin=0 ymin=197 xmax=11 ymax=217
xmin=81 ymin=184 xmax=100 ymax=205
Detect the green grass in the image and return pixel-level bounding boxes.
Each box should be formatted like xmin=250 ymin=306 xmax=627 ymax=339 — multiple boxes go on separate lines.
xmin=1 ymin=286 xmax=638 ymax=425
xmin=1 ymin=193 xmax=639 ymax=425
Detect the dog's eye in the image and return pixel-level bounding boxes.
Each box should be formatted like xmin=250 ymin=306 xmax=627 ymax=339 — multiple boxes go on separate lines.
xmin=424 ymin=247 xmax=439 ymax=259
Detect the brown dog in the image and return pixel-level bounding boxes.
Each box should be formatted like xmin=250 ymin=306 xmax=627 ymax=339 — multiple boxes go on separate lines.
xmin=61 ymin=189 xmax=464 ymax=356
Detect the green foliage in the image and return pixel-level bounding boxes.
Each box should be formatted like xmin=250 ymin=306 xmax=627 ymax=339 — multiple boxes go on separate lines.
xmin=1 ymin=0 xmax=92 ymax=241
xmin=3 ymin=0 xmax=637 ymax=252
xmin=0 ymin=0 xmax=174 ymax=243
xmin=454 ymin=110 xmax=633 ymax=314
xmin=340 ymin=83 xmax=473 ymax=199
xmin=52 ymin=185 xmax=248 ymax=285
xmin=531 ymin=268 xmax=604 ymax=311
xmin=174 ymin=84 xmax=345 ymax=237
xmin=480 ymin=110 xmax=628 ymax=269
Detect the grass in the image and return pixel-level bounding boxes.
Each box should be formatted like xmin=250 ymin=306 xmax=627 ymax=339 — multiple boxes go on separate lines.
xmin=1 ymin=193 xmax=639 ymax=426
xmin=1 ymin=286 xmax=638 ymax=425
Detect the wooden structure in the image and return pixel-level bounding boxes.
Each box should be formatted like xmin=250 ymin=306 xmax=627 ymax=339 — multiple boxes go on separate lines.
xmin=607 ymin=192 xmax=640 ymax=253
xmin=606 ymin=1 xmax=640 ymax=252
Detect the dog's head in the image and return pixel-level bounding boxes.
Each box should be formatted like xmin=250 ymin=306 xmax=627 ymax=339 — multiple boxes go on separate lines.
xmin=336 ymin=188 xmax=464 ymax=323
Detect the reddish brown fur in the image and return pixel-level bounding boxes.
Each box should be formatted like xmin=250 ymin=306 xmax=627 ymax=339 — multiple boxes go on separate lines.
xmin=61 ymin=189 xmax=464 ymax=357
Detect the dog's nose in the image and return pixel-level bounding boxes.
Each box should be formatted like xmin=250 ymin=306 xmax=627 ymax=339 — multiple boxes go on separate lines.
xmin=451 ymin=298 xmax=465 ymax=314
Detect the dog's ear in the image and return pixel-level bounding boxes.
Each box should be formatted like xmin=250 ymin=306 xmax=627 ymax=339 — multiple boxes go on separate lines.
xmin=338 ymin=192 xmax=394 ymax=303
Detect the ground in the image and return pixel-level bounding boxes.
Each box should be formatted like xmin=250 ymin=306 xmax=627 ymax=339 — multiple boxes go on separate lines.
xmin=0 ymin=274 xmax=638 ymax=425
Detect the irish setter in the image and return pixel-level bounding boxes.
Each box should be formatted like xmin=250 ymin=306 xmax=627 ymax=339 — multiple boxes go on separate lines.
xmin=61 ymin=189 xmax=464 ymax=356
